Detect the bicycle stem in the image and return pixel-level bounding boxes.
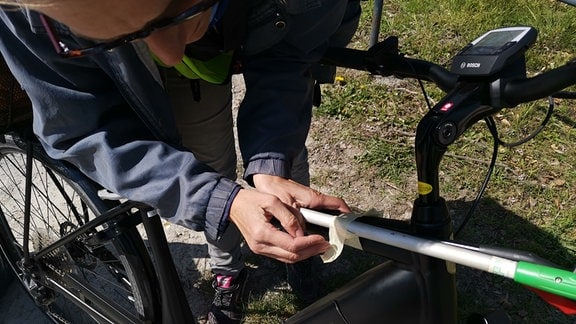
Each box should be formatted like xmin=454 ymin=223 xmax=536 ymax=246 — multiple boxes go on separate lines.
xmin=414 ymin=82 xmax=497 ymax=205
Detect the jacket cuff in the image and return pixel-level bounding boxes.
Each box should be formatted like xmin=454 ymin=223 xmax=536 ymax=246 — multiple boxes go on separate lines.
xmin=205 ymin=177 xmax=242 ymax=241
xmin=243 ymin=153 xmax=291 ymax=186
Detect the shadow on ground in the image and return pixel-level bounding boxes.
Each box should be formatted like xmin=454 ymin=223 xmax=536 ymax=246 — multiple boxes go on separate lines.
xmin=449 ymin=196 xmax=575 ymax=323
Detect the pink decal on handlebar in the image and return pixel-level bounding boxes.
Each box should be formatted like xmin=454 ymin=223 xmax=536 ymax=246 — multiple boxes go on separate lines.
xmin=440 ymin=102 xmax=454 ymax=112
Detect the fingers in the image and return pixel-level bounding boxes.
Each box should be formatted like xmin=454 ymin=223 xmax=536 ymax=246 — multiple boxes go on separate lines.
xmin=246 ymin=230 xmax=330 ymax=263
xmin=309 ymin=193 xmax=352 ymax=214
xmin=270 ymin=204 xmax=305 ymax=237
xmin=283 ymin=204 xmax=307 ymax=235
xmin=294 ymin=187 xmax=351 ymax=214
xmin=253 ymin=174 xmax=351 ymax=214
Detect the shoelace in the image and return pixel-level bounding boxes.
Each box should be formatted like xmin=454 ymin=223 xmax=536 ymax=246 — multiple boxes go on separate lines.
xmin=213 ymin=277 xmax=239 ymax=309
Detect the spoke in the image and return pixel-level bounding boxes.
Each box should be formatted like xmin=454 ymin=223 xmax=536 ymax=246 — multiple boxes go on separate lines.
xmin=0 ymin=146 xmax=148 ymax=322
xmin=79 ymin=265 xmax=133 ymax=296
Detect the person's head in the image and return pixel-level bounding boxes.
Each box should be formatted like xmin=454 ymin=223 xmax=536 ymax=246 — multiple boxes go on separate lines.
xmin=3 ymin=0 xmax=214 ymax=65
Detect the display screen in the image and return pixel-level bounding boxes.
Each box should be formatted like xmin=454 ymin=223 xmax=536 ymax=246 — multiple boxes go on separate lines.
xmin=463 ymin=30 xmax=523 ymax=55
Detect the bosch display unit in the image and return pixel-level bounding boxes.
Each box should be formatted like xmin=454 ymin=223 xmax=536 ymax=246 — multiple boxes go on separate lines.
xmin=451 ymin=26 xmax=537 ymax=77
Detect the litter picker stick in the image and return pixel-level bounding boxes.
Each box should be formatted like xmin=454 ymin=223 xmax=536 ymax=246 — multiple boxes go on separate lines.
xmin=301 ymin=208 xmax=576 ymax=300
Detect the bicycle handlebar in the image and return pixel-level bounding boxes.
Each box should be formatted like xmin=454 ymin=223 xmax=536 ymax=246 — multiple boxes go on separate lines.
xmin=322 ymin=38 xmax=576 ymax=107
xmin=321 ymin=46 xmax=459 ymax=92
xmin=502 ymin=60 xmax=576 ymax=105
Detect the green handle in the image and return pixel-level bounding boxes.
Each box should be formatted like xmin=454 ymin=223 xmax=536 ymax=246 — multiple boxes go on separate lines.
xmin=514 ymin=261 xmax=576 ymax=300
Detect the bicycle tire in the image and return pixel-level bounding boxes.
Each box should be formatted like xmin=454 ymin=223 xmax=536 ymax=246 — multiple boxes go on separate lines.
xmin=0 ymin=132 xmax=161 ymax=323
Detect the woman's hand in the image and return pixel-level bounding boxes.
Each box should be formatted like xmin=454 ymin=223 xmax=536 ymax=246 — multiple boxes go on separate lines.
xmin=229 ymin=188 xmax=332 ymax=263
xmin=252 ymin=174 xmax=352 ymax=226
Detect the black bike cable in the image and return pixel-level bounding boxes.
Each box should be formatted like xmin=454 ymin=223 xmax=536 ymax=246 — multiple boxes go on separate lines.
xmin=454 ymin=116 xmax=499 ymax=237
xmin=406 ymin=57 xmax=433 ymax=110
xmin=332 ymin=300 xmax=351 ymax=324
xmin=497 ymin=96 xmax=555 ymax=148
xmin=418 ymin=77 xmax=433 ymax=110
xmin=455 ymin=98 xmax=555 ymax=236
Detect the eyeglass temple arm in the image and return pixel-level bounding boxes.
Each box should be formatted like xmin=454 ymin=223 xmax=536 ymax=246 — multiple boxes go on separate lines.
xmin=39 ymin=14 xmax=67 ymax=55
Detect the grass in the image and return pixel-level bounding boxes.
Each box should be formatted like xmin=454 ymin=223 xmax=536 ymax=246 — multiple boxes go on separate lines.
xmin=242 ymin=1 xmax=576 ymax=323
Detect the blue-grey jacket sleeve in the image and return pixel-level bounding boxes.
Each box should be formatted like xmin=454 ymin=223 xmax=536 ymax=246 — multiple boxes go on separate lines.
xmin=0 ymin=8 xmax=239 ymax=241
xmin=238 ymin=0 xmax=360 ymax=183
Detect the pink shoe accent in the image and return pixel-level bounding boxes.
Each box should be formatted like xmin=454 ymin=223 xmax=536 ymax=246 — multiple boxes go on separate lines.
xmin=215 ymin=275 xmax=233 ymax=289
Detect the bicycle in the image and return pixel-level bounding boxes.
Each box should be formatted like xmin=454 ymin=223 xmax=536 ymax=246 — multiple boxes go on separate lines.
xmin=1 ymin=7 xmax=576 ymax=324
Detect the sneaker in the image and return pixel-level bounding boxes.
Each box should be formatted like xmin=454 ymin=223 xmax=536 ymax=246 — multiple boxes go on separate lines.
xmin=207 ymin=270 xmax=247 ymax=324
xmin=286 ymin=256 xmax=322 ymax=307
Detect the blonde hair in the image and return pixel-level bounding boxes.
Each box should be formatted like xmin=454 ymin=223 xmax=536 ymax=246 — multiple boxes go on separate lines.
xmin=0 ymin=0 xmax=53 ymax=7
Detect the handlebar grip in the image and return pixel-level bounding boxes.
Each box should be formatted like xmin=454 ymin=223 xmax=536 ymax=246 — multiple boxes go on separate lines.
xmin=320 ymin=47 xmax=371 ymax=71
xmin=503 ymin=60 xmax=576 ymax=106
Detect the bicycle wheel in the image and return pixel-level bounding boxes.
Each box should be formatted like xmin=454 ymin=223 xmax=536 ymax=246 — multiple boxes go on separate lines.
xmin=0 ymin=133 xmax=160 ymax=323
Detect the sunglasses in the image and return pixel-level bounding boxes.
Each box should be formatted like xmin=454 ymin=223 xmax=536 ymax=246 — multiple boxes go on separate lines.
xmin=40 ymin=0 xmax=220 ymax=58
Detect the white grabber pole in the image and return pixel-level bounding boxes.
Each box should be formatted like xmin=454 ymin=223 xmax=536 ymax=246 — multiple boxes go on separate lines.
xmin=301 ymin=208 xmax=576 ymax=301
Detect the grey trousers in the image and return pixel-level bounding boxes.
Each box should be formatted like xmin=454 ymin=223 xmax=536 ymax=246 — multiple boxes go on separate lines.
xmin=164 ymin=69 xmax=309 ymax=277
